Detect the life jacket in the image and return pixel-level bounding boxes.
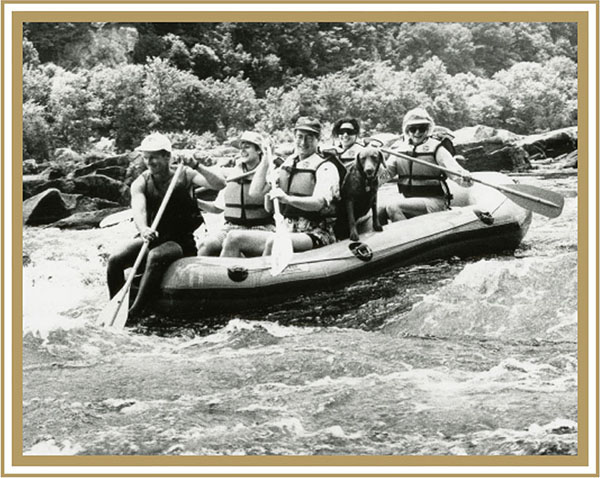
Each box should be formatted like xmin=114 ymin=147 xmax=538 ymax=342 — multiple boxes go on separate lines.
xmin=278 ymin=152 xmax=339 ymax=221
xmin=143 ymin=166 xmax=203 ymax=240
xmin=338 ymin=142 xmax=365 ymax=165
xmin=390 ymin=137 xmax=452 ymax=201
xmin=224 ymin=163 xmax=273 ymax=226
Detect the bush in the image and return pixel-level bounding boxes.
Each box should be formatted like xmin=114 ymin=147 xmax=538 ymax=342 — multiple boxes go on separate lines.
xmin=88 ymin=63 xmax=157 ymax=151
xmin=23 ymin=100 xmax=52 ymax=160
xmin=48 ymin=69 xmax=96 ymax=151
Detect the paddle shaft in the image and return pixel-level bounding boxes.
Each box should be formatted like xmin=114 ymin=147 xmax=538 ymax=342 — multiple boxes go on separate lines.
xmin=106 ymin=161 xmax=185 ymax=327
xmin=226 ymin=168 xmax=256 ymax=183
xmin=381 ymin=148 xmax=561 ymax=210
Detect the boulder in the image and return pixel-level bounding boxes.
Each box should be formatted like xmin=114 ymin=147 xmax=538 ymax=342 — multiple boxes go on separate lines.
xmin=517 ymin=127 xmax=577 ymax=159
xmin=61 ymin=194 xmax=122 ymax=213
xmin=23 ymin=188 xmax=70 ymax=226
xmin=71 ymin=174 xmax=130 ymax=204
xmin=71 ymin=153 xmax=132 ymax=178
xmin=23 ymin=174 xmax=51 ymax=199
xmin=455 ymin=143 xmax=530 ymax=172
xmin=23 ymin=159 xmax=40 ymax=175
xmin=95 ymin=166 xmax=127 ymax=181
xmin=453 ymin=125 xmax=523 ymax=145
xmin=51 ymin=208 xmax=125 ymax=230
xmin=23 ymin=174 xmax=130 ymax=204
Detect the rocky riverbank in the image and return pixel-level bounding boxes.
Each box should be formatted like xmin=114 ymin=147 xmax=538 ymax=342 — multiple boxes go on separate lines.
xmin=22 ymin=125 xmax=577 ymax=229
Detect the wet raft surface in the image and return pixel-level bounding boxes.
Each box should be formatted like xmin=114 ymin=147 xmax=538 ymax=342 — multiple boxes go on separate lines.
xmin=22 ymin=174 xmax=578 ymax=456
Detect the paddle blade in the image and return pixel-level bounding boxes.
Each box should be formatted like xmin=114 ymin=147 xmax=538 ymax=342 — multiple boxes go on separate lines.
xmin=270 ymin=229 xmax=294 ymax=276
xmin=97 ymin=287 xmax=130 ymax=328
xmin=99 ymin=209 xmax=133 ymax=228
xmin=500 ymin=183 xmax=565 ymax=218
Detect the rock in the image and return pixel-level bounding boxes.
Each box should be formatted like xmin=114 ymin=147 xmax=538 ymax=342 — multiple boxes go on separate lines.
xmin=23 ymin=188 xmax=71 ymax=226
xmin=456 ymin=143 xmax=530 ymax=172
xmin=54 ymin=147 xmax=83 ymax=164
xmin=95 ymin=166 xmax=127 ymax=181
xmin=71 ymin=174 xmax=130 ymax=204
xmin=23 ymin=175 xmax=50 ymax=199
xmin=23 ymin=159 xmax=40 ymax=175
xmin=517 ymin=126 xmax=577 ymax=159
xmin=51 ymin=208 xmax=125 ymax=230
xmin=61 ymin=194 xmax=122 ymax=213
xmin=452 ymin=125 xmax=577 ymax=172
xmin=453 ymin=125 xmax=523 ymax=145
xmin=44 ymin=166 xmax=66 ymax=180
xmin=71 ymin=153 xmax=132 ymax=178
xmin=23 ymin=175 xmax=130 ymax=205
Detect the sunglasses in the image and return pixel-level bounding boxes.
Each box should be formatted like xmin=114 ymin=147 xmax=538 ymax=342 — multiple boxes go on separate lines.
xmin=339 ymin=128 xmax=357 ymax=135
xmin=408 ymin=124 xmax=428 ymax=134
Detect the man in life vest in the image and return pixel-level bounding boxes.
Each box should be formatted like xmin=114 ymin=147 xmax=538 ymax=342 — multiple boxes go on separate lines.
xmin=381 ymin=108 xmax=472 ymax=222
xmin=106 ymin=132 xmax=226 ymax=318
xmin=220 ymin=116 xmax=341 ymax=257
xmin=198 ymin=131 xmax=275 ymax=257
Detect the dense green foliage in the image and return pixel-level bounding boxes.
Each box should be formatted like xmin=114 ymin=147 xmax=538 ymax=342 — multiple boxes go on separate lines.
xmin=22 ymin=22 xmax=577 ymax=159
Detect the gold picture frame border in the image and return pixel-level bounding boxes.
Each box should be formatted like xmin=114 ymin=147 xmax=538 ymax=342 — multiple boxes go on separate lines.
xmin=3 ymin=2 xmax=596 ymax=475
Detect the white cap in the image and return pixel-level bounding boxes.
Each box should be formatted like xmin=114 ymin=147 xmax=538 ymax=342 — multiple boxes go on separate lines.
xmin=136 ymin=133 xmax=172 ymax=153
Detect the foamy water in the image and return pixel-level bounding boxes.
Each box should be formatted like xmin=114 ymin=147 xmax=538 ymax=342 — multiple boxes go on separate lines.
xmin=21 ymin=174 xmax=578 ymax=456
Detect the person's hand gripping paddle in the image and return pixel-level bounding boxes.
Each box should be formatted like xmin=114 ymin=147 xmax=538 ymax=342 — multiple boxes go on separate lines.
xmin=97 ymin=160 xmax=185 ymax=329
xmin=266 ymin=146 xmax=294 ymax=276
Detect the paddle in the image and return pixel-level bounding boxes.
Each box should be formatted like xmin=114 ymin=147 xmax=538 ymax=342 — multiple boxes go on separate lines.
xmin=381 ymin=148 xmax=564 ymax=218
xmin=226 ymin=168 xmax=256 ymax=183
xmin=99 ymin=209 xmax=134 ymax=228
xmin=97 ymin=160 xmax=186 ymax=328
xmin=266 ymin=146 xmax=294 ymax=276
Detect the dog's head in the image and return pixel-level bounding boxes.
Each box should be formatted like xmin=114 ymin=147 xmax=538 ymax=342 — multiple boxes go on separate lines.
xmin=357 ymin=147 xmax=384 ymax=179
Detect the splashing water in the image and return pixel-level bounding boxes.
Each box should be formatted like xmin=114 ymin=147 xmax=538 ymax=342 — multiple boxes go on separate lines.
xmin=21 ymin=175 xmax=578 ymax=456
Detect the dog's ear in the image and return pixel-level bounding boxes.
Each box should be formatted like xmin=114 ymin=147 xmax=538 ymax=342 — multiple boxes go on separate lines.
xmin=377 ymin=150 xmax=385 ymax=164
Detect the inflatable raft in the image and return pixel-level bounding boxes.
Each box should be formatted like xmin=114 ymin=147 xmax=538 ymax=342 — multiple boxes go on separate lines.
xmin=152 ymin=172 xmax=532 ymax=316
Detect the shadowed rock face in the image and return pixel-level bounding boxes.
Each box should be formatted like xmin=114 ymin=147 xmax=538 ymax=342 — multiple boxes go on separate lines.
xmin=453 ymin=125 xmax=577 ymax=172
xmin=23 ymin=188 xmax=70 ymax=226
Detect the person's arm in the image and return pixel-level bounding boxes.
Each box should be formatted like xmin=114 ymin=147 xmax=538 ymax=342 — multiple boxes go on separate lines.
xmin=436 ymin=147 xmax=472 ymax=187
xmin=248 ymin=147 xmax=272 ymax=199
xmin=190 ymin=163 xmax=226 ymax=190
xmin=130 ymin=176 xmax=157 ymax=242
xmin=270 ymin=162 xmax=340 ymax=212
xmin=196 ymin=189 xmax=225 ymax=214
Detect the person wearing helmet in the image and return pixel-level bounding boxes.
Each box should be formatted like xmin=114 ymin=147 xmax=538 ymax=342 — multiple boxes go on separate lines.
xmin=106 ymin=132 xmax=226 ymax=318
xmin=197 ymin=131 xmax=275 ymax=257
xmin=381 ymin=107 xmax=472 ymax=222
xmin=220 ymin=116 xmax=342 ymax=257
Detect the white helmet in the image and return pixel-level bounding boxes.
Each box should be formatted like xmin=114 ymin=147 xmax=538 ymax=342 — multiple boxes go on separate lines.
xmin=136 ymin=132 xmax=172 ymax=153
xmin=402 ymin=107 xmax=435 ymax=137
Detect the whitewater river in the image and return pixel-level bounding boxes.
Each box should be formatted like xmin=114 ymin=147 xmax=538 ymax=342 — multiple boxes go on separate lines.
xmin=21 ymin=173 xmax=578 ymax=456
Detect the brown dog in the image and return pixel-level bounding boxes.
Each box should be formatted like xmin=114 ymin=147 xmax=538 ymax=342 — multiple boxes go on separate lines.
xmin=337 ymin=146 xmax=385 ymax=241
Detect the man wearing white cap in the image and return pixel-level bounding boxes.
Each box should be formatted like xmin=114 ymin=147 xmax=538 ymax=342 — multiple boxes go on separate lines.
xmin=107 ymin=132 xmax=226 ymax=318
xmin=381 ymin=107 xmax=472 ymax=222
xmin=198 ymin=131 xmax=275 ymax=256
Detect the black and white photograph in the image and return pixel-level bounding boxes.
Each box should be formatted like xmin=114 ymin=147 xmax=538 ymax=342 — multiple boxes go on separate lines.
xmin=4 ymin=2 xmax=597 ymax=476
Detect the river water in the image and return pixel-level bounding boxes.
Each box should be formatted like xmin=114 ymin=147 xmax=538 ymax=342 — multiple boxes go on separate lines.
xmin=21 ymin=173 xmax=579 ymax=457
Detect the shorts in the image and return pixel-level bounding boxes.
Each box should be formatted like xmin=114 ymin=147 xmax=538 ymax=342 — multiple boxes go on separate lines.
xmin=284 ymin=217 xmax=337 ymax=248
xmin=215 ymin=221 xmax=276 ymax=244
